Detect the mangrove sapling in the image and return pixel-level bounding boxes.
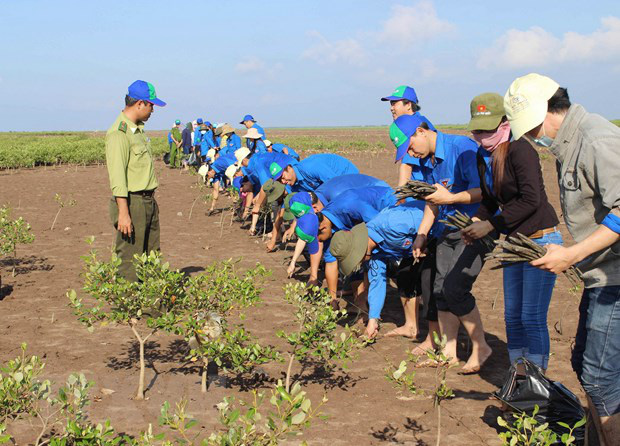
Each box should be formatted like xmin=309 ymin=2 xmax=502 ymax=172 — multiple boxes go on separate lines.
xmin=277 ymin=283 xmax=365 ymax=392
xmin=0 ymin=205 xmax=35 ymax=278
xmin=439 ymin=210 xmax=496 ymax=251
xmin=395 ymin=180 xmax=437 ymax=200
xmin=145 ymin=380 xmax=327 ymax=446
xmin=68 ymin=247 xmax=188 ymax=400
xmin=50 ymin=193 xmax=76 ymax=231
xmin=173 ymin=261 xmax=279 ymax=393
xmin=0 ymin=345 xmax=133 ymax=445
xmin=426 ymin=333 xmax=455 ymax=446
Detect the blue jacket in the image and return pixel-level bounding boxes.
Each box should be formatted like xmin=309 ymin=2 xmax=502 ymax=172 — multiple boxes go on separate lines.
xmin=200 ymin=130 xmax=216 ymax=153
xmin=193 ymin=128 xmax=202 ymax=147
xmin=272 ymin=143 xmax=300 ymax=160
xmin=254 ymin=139 xmax=268 ymax=154
xmin=291 ymin=154 xmax=359 ymax=193
xmin=420 ymin=131 xmax=481 ymax=224
xmin=211 ymin=153 xmax=237 ymax=176
xmin=314 ymin=173 xmax=388 ymax=205
xmin=365 ymin=201 xmax=425 ymax=319
xmin=226 ymin=133 xmax=242 ymax=153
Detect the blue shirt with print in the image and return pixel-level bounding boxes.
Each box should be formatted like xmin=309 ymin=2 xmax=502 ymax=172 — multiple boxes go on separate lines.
xmin=245 ymin=153 xmax=296 ymax=191
xmin=420 ymin=132 xmax=481 ymax=223
xmin=365 ymin=201 xmax=425 ymax=319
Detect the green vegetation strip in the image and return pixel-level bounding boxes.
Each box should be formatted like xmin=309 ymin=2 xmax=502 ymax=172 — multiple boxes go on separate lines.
xmin=0 ymin=132 xmax=168 ymax=169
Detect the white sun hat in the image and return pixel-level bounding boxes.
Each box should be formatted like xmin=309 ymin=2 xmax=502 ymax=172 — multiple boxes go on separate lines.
xmin=504 ymin=73 xmax=560 ymax=140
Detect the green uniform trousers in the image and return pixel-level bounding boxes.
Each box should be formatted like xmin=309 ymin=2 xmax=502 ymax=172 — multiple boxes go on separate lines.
xmin=169 ymin=143 xmax=180 ymax=168
xmin=109 ymin=194 xmax=160 ymax=282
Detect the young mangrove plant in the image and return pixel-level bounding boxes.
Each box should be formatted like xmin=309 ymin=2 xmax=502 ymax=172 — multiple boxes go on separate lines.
xmin=277 ymin=282 xmax=365 ymax=392
xmin=0 ymin=205 xmax=35 ymax=279
xmin=50 ymin=193 xmax=76 ymax=231
xmin=68 ymin=247 xmax=188 ymax=400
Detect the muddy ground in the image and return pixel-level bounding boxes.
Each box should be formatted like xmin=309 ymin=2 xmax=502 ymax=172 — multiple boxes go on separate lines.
xmin=0 ymin=128 xmax=582 ymax=445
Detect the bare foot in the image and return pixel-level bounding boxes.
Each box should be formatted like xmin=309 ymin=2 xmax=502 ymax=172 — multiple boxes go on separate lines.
xmin=411 ymin=339 xmax=435 ymax=356
xmin=459 ymin=344 xmax=493 ymax=375
xmin=384 ymin=325 xmax=419 ymax=339
xmin=415 ymin=357 xmax=460 ymax=368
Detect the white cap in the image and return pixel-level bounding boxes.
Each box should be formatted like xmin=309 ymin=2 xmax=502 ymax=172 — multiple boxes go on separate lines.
xmin=225 ymin=164 xmax=239 ymax=183
xmin=263 ymin=139 xmax=272 ymax=147
xmin=234 ymin=147 xmax=251 ymax=164
xmin=243 ymin=127 xmax=263 ymax=139
xmin=504 ymin=73 xmax=560 ymax=140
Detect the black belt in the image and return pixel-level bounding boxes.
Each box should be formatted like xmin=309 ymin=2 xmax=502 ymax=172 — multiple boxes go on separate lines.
xmin=129 ymin=190 xmax=155 ymax=197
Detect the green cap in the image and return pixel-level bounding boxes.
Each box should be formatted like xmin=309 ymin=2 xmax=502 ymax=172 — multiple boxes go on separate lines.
xmin=263 ymin=179 xmax=286 ymax=203
xmin=282 ymin=193 xmax=297 ymax=221
xmin=467 ymin=93 xmax=505 ymax=131
xmin=330 ymin=223 xmax=369 ymax=276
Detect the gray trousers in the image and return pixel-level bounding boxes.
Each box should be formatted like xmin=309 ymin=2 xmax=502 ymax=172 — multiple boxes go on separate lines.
xmin=433 ymin=229 xmax=493 ymax=317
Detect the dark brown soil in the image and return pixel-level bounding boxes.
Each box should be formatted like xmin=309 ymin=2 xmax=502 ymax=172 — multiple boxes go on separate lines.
xmin=0 ymin=129 xmax=582 ymax=445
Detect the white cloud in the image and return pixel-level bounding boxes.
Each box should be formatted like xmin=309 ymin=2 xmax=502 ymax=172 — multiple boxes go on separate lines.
xmin=302 ymin=31 xmax=367 ymax=67
xmin=234 ymin=56 xmax=283 ymax=83
xmin=478 ymin=16 xmax=620 ymax=69
xmin=378 ymin=1 xmax=455 ymax=47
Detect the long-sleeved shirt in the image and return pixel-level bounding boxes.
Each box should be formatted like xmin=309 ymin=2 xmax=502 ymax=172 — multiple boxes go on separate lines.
xmin=365 ymin=201 xmax=425 ymax=319
xmin=246 ymin=123 xmax=266 ymax=151
xmin=549 ymin=104 xmax=620 ymax=287
xmin=181 ymin=127 xmax=193 ymax=154
xmin=221 ymin=133 xmax=241 ymax=156
xmin=193 ymin=128 xmax=202 ymax=147
xmin=243 ymin=152 xmax=296 ymax=189
xmin=211 ymin=153 xmax=237 ymax=175
xmin=314 ymin=174 xmax=389 ymax=205
xmin=200 ymin=130 xmax=216 ymax=155
xmin=475 ymin=138 xmax=558 ymax=238
xmin=291 ymin=154 xmax=359 ymax=193
xmin=322 ymin=186 xmax=396 ymax=232
xmin=105 ymin=112 xmax=158 ymax=197
xmin=420 ymin=131 xmax=481 ymax=225
xmin=271 ymin=143 xmax=300 ymax=160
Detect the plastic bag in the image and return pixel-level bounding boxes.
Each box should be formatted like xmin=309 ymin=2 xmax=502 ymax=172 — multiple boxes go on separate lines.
xmin=163 ymin=152 xmax=170 ymax=165
xmin=494 ymin=358 xmax=585 ymax=443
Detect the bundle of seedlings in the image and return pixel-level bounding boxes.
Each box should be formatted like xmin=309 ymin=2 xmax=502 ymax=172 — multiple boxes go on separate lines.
xmin=395 ymin=180 xmax=437 ymax=200
xmin=439 ymin=209 xmax=496 ymax=251
xmin=485 ymin=232 xmax=582 ymax=289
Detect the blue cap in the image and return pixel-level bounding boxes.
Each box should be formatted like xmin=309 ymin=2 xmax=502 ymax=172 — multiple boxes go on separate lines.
xmin=240 ymin=114 xmax=256 ymax=124
xmin=289 ymin=192 xmax=314 ymax=218
xmin=204 ymin=121 xmax=212 ymax=127
xmin=381 ymin=85 xmax=418 ymax=103
xmin=127 ymin=80 xmax=166 ymax=106
xmin=197 ymin=118 xmax=203 ymax=125
xmin=296 ymin=213 xmax=319 ymax=254
xmin=175 ymin=119 xmax=181 ymax=125
xmin=268 ymin=159 xmax=290 ymax=180
xmin=389 ymin=114 xmax=435 ymax=162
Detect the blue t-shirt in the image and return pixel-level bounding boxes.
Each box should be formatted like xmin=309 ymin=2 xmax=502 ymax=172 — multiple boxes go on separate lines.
xmin=167 ymin=131 xmax=172 ymax=144
xmin=246 ymin=123 xmax=266 ymax=151
xmin=322 ymin=186 xmax=396 ymax=232
xmin=314 ymin=173 xmax=388 ymax=205
xmin=193 ymin=128 xmax=202 ymax=147
xmin=272 ymin=143 xmax=300 ymax=160
xmin=291 ymin=154 xmax=359 ymax=193
xmin=420 ymin=132 xmax=481 ymax=223
xmin=365 ymin=201 xmax=425 ymax=319
xmin=212 ymin=153 xmax=237 ymax=175
xmin=226 ymin=133 xmax=242 ymax=152
xmin=244 ymin=153 xmax=296 ymax=190
xmin=254 ymin=139 xmax=268 ymax=154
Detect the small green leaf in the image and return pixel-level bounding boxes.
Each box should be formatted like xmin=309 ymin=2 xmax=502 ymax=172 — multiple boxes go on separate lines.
xmin=291 ymin=412 xmax=306 ymax=425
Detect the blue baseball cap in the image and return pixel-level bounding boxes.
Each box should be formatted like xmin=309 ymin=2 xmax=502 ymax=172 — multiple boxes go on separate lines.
xmin=240 ymin=114 xmax=256 ymax=124
xmin=296 ymin=213 xmax=319 ymax=255
xmin=389 ymin=114 xmax=435 ymax=162
xmin=197 ymin=118 xmax=203 ymax=125
xmin=174 ymin=119 xmax=181 ymax=125
xmin=127 ymin=80 xmax=166 ymax=106
xmin=289 ymin=192 xmax=314 ymax=218
xmin=268 ymin=159 xmax=290 ymax=180
xmin=204 ymin=121 xmax=212 ymax=127
xmin=381 ymin=85 xmax=418 ymax=103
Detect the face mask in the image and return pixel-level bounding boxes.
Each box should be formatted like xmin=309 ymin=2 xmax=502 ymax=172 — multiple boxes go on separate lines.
xmin=472 ymin=120 xmax=511 ymax=152
xmin=534 ymin=122 xmax=554 ymax=147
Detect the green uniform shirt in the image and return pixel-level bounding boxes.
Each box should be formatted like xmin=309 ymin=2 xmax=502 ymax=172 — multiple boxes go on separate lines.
xmin=105 ymin=112 xmax=158 ymax=197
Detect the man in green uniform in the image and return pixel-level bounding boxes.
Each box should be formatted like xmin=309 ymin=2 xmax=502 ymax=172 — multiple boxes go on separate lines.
xmin=105 ymin=80 xmax=166 ymax=281
xmin=170 ymin=119 xmax=182 ymax=168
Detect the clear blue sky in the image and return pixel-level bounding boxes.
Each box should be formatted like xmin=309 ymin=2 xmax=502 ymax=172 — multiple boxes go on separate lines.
xmin=1 ymin=0 xmax=618 ymax=131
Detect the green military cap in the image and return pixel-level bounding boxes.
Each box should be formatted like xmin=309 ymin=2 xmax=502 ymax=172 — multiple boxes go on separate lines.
xmin=330 ymin=223 xmax=369 ymax=276
xmin=467 ymin=93 xmax=505 ymax=131
xmin=282 ymin=192 xmax=298 ymax=221
xmin=263 ymin=179 xmax=286 ymax=204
